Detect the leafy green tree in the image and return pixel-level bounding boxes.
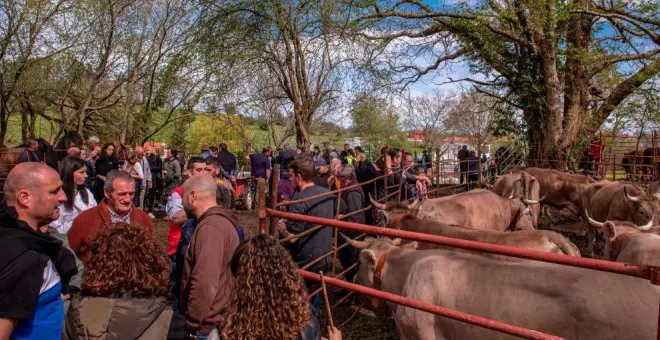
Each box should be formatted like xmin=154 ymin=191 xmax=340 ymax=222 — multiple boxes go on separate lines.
xmin=351 ymin=94 xmax=407 ymax=151
xmin=353 ymin=0 xmax=659 ymax=167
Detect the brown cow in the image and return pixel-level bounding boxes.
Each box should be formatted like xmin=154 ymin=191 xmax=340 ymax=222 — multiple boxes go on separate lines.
xmin=384 ymin=213 xmax=581 ymax=256
xmin=492 ymin=171 xmax=541 ymax=228
xmin=509 ymin=167 xmax=595 ymax=216
xmin=372 ymin=189 xmax=542 ymax=231
xmin=585 ymin=213 xmax=660 ymax=266
xmin=344 ymin=237 xmax=659 ymax=340
xmin=585 ymin=182 xmax=660 ymax=227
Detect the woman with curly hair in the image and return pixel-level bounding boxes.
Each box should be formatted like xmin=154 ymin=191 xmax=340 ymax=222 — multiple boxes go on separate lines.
xmin=63 ymin=222 xmax=173 ymax=340
xmin=221 ymin=234 xmax=342 ymax=340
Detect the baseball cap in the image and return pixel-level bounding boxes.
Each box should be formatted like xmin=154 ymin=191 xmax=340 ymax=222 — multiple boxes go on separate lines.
xmin=314 ymin=158 xmax=327 ymax=170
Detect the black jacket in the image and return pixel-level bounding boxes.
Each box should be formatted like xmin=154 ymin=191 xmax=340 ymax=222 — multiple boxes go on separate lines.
xmin=0 ymin=207 xmax=78 ymax=320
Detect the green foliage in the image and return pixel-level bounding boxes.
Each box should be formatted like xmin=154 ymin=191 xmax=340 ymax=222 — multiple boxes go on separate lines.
xmin=350 ymin=94 xmax=407 ymax=150
xmin=185 ymin=115 xmax=248 ymax=154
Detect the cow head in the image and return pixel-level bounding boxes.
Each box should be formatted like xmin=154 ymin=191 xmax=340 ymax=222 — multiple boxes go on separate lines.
xmin=622 ymin=186 xmax=660 ymax=228
xmin=507 ymin=194 xmax=545 ymax=231
xmin=369 ymin=194 xmax=419 ymax=227
xmin=585 ymin=210 xmax=649 ymax=260
xmin=340 ymin=234 xmax=417 ymax=288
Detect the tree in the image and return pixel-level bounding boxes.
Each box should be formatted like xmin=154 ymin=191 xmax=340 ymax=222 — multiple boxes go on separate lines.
xmin=199 ymin=0 xmax=356 ymax=150
xmin=447 ymin=90 xmax=497 ymax=160
xmin=353 ymin=0 xmax=659 ymax=167
xmin=351 ymin=94 xmax=406 ymax=151
xmin=403 ymin=91 xmax=456 ymax=155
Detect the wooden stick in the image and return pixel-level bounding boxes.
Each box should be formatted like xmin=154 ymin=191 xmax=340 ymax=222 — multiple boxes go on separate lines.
xmin=319 ymin=271 xmax=335 ymax=329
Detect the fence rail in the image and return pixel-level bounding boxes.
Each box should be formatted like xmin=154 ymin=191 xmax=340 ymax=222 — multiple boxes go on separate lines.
xmin=259 ymin=157 xmax=660 ymax=339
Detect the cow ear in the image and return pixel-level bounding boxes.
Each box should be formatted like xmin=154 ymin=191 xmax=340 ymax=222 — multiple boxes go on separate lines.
xmin=360 ymin=250 xmax=377 ymax=266
xmin=602 ymin=222 xmax=617 ymax=241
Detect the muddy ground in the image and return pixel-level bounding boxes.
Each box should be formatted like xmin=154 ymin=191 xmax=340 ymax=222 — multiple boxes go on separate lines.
xmin=152 ymin=202 xmax=597 ymax=340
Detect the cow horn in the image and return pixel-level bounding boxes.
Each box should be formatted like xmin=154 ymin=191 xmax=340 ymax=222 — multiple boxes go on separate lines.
xmin=523 ymin=195 xmax=546 ymax=205
xmin=391 ymin=238 xmax=402 ymax=246
xmin=653 ymin=193 xmax=660 ymax=200
xmin=637 ymin=217 xmax=654 ymax=231
xmin=584 ymin=210 xmax=604 ymax=228
xmin=508 ymin=190 xmax=514 ymax=199
xmin=624 ymin=186 xmax=640 ymax=203
xmin=340 ymin=232 xmax=368 ymax=249
xmin=369 ymin=194 xmax=386 ymax=210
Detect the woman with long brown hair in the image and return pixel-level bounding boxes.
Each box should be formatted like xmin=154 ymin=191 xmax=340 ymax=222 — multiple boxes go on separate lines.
xmin=222 ymin=234 xmax=341 ymax=340
xmin=63 ymin=222 xmax=172 ymax=339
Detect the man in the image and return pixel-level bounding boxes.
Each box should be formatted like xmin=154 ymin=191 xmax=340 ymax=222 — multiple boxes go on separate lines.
xmin=18 ymin=139 xmax=41 ymax=163
xmin=200 ymin=145 xmax=211 ymax=160
xmin=249 ymin=147 xmax=271 ymax=182
xmin=278 ymin=158 xmax=335 ymax=292
xmin=457 ymin=145 xmax=469 ymax=184
xmin=136 ymin=146 xmax=152 ymax=211
xmin=85 ymin=136 xmax=100 ymax=156
xmin=180 ymin=175 xmax=239 ymax=339
xmin=276 ymin=141 xmax=297 ymax=176
xmin=466 ymin=151 xmax=480 ymax=188
xmin=340 ymin=143 xmax=349 ymax=164
xmin=217 ymin=143 xmax=238 ymax=179
xmin=146 ymin=147 xmax=163 ymax=213
xmin=163 ymin=149 xmax=182 ymax=193
xmin=401 ymin=152 xmax=431 ymax=200
xmin=204 ymin=157 xmax=235 ymax=209
xmin=166 ymin=157 xmax=207 ymax=261
xmin=68 ymin=170 xmax=153 ymax=262
xmin=420 ymin=150 xmax=431 ymax=173
xmin=0 ymin=163 xmax=78 ymax=339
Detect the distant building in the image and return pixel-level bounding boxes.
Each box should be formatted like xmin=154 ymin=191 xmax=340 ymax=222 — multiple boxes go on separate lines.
xmin=407 ymin=130 xmax=426 ymax=143
xmin=439 ymin=136 xmax=491 ymax=160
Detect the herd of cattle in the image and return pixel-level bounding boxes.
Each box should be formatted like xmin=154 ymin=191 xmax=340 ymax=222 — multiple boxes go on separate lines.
xmin=340 ymin=167 xmax=660 ymax=339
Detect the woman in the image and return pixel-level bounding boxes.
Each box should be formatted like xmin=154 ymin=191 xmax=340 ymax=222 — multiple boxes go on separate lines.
xmin=64 ymin=222 xmax=172 ymax=339
xmin=222 ymin=234 xmax=341 ymax=340
xmin=93 ymin=143 xmax=119 ymax=203
xmin=123 ymin=150 xmax=144 ymax=207
xmin=51 ymin=156 xmax=97 ymax=235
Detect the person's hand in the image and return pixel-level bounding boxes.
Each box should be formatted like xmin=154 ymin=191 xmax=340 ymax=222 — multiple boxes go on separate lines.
xmin=328 ymin=326 xmax=342 ymax=340
xmin=61 ymin=294 xmax=71 ymax=301
xmin=277 ymin=220 xmax=288 ymax=236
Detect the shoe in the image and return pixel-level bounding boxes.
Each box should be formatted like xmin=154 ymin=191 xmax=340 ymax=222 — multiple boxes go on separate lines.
xmin=148 ymin=213 xmax=155 ymax=219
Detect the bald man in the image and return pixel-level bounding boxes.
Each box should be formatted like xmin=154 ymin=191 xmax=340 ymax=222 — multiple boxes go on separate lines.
xmin=179 ymin=175 xmax=239 ymax=338
xmin=0 ymin=163 xmax=78 ymax=340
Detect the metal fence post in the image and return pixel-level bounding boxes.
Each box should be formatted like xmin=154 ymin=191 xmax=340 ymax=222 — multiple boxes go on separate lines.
xmin=257 ymin=178 xmax=266 ymax=234
xmin=269 ymin=164 xmax=280 ymax=235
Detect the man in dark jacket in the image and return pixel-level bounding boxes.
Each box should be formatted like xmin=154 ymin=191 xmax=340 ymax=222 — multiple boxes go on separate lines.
xmin=17 ymin=139 xmax=42 ymax=163
xmin=457 ymin=145 xmax=469 ymax=184
xmin=336 ymin=166 xmax=363 ymax=283
xmin=180 ymin=175 xmax=239 ymax=339
xmin=466 ymin=151 xmax=480 ymax=188
xmin=217 ymin=143 xmax=238 ymax=179
xmin=278 ymin=158 xmax=335 ymax=292
xmin=146 ymin=147 xmax=163 ymax=212
xmin=0 ymin=163 xmax=78 ymax=340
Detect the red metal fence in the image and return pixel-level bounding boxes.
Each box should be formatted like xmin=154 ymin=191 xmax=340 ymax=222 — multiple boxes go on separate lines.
xmin=258 ymin=162 xmax=660 ymax=340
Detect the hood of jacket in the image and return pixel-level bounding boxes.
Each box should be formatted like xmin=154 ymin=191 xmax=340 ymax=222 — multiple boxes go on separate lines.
xmin=197 ymin=205 xmax=238 ymax=226
xmin=67 ymin=295 xmax=171 ymax=340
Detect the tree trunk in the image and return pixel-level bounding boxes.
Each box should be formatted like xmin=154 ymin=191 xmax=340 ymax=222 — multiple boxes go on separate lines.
xmin=294 ymin=107 xmax=311 ymax=151
xmin=21 ymin=111 xmax=29 ymax=143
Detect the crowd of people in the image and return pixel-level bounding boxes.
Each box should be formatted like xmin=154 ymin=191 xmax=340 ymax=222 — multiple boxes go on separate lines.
xmin=2 ymin=132 xmax=449 ymax=340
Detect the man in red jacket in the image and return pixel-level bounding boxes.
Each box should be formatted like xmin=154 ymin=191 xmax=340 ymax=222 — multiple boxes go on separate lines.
xmin=68 ymin=170 xmax=153 ymax=262
xmin=166 ymin=157 xmax=207 ymax=259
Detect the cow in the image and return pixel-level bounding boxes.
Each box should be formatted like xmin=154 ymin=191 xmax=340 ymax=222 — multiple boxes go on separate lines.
xmin=582 ymin=181 xmax=660 ymax=256
xmin=509 ymin=167 xmax=595 ymax=216
xmin=585 ymin=212 xmax=660 ymax=266
xmin=371 ymin=189 xmax=543 ymax=232
xmin=343 ymin=236 xmax=659 ymax=340
xmin=492 ymin=171 xmax=541 ymax=228
xmin=384 ymin=213 xmax=581 ymax=256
